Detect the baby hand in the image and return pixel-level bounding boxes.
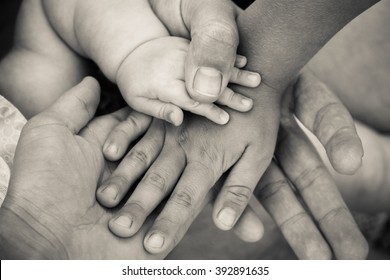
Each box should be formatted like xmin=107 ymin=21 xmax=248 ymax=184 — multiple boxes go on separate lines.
xmin=116 ymin=36 xmax=260 ymax=126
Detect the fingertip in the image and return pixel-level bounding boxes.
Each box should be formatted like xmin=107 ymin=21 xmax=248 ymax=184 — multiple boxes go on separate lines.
xmin=103 ymin=141 xmax=120 ymax=161
xmin=96 ymin=185 xmax=120 ymax=208
xmin=144 ymin=231 xmax=166 ymax=254
xmin=168 ymin=110 xmax=184 ymax=126
xmin=214 ymin=207 xmax=238 ymax=231
xmin=235 ymin=55 xmax=248 ymax=68
xmin=233 ymin=210 xmax=264 ymax=243
xmin=192 ymin=67 xmax=222 ymax=102
xmin=108 ymin=215 xmax=134 ymax=238
xmin=329 ymin=138 xmax=364 ymax=175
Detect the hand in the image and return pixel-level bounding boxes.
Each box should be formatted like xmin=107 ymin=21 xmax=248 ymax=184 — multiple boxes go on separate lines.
xmin=116 ymin=36 xmax=260 ymax=127
xmin=97 ymin=80 xmax=281 ymax=254
xmin=0 ymin=77 xmax=167 ymax=259
xmin=237 ymin=70 xmax=367 ymax=259
xmin=150 ymin=0 xmax=243 ymax=103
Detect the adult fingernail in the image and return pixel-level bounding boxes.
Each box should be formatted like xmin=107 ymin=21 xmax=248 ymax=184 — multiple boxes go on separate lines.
xmin=146 ymin=232 xmax=164 ymax=249
xmin=193 ymin=67 xmax=222 ymax=98
xmin=114 ymin=216 xmax=132 ymax=228
xmin=220 ymin=111 xmax=229 ymax=124
xmin=103 ymin=143 xmax=118 ymax=156
xmin=217 ymin=207 xmax=236 ymax=228
xmin=100 ymin=185 xmax=118 ymax=200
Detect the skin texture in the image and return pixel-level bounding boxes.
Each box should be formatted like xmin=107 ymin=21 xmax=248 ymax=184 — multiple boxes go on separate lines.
xmin=100 ymin=0 xmax=376 ymax=256
xmin=0 ymin=0 xmax=379 ymax=259
xmin=0 ymin=78 xmax=169 ymax=259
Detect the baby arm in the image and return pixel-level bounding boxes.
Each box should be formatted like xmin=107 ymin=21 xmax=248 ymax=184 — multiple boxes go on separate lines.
xmin=42 ymin=0 xmax=260 ymax=125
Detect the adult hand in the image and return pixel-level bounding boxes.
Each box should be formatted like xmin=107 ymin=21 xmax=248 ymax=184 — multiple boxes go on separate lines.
xmin=150 ymin=0 xmax=242 ymax=103
xmin=249 ymin=70 xmax=367 ymax=259
xmin=97 ymin=70 xmax=367 ymax=259
xmin=0 ymin=77 xmax=167 ymax=259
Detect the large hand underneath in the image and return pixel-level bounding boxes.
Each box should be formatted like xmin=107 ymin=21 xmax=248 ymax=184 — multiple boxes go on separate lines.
xmin=0 ymin=78 xmax=167 ymax=259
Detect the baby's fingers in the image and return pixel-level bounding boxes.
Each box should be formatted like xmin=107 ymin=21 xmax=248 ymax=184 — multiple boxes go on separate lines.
xmin=229 ymin=67 xmax=261 ymax=88
xmin=131 ymin=97 xmax=184 ymax=126
xmin=103 ymin=109 xmax=152 ymax=161
xmin=217 ymin=87 xmax=253 ymax=112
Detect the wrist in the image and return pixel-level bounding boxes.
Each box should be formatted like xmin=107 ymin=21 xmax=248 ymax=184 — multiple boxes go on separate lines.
xmin=0 ymin=194 xmax=69 ymax=259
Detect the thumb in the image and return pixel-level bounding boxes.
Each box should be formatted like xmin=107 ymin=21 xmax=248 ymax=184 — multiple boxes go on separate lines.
xmin=182 ymin=0 xmax=240 ymax=103
xmin=43 ymin=76 xmax=101 ymax=134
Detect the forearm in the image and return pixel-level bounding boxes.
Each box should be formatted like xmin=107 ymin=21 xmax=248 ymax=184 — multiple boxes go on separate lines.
xmin=236 ymin=0 xmax=379 ymax=93
xmin=42 ymin=0 xmax=169 ymax=81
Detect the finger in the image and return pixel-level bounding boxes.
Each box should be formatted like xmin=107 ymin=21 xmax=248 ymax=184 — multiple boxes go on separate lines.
xmin=144 ymin=161 xmax=218 ymax=254
xmin=42 ymin=76 xmax=100 ymax=134
xmin=165 ymin=83 xmax=231 ymax=125
xmin=212 ymin=146 xmax=268 ymax=230
xmin=80 ymin=107 xmax=130 ymax=147
xmin=276 ymin=117 xmax=368 ymax=259
xmin=96 ymin=120 xmax=164 ymax=208
xmin=216 ymin=87 xmax=253 ymax=112
xmin=131 ymin=97 xmax=184 ymax=126
xmin=108 ymin=146 xmax=186 ymax=237
xmin=232 ymin=204 xmax=265 ymax=243
xmin=255 ymin=162 xmax=332 ymax=259
xmin=293 ymin=70 xmax=363 ymax=174
xmin=103 ymin=110 xmax=152 ymax=161
xmin=234 ymin=55 xmax=247 ymax=68
xmin=182 ymin=0 xmax=239 ymax=103
xmin=229 ymin=67 xmax=261 ymax=88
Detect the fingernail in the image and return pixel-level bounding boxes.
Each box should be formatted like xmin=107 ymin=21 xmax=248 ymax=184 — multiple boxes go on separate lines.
xmin=219 ymin=111 xmax=230 ymax=124
xmin=193 ymin=67 xmax=222 ymax=97
xmin=103 ymin=143 xmax=118 ymax=155
xmin=168 ymin=111 xmax=182 ymax=126
xmin=146 ymin=232 xmax=164 ymax=249
xmin=247 ymin=73 xmax=261 ymax=83
xmin=100 ymin=185 xmax=118 ymax=200
xmin=114 ymin=216 xmax=132 ymax=228
xmin=236 ymin=55 xmax=247 ymax=66
xmin=241 ymin=98 xmax=253 ymax=107
xmin=217 ymin=207 xmax=236 ymax=228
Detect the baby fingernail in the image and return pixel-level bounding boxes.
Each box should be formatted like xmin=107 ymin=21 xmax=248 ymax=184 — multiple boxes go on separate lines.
xmin=217 ymin=207 xmax=236 ymax=228
xmin=236 ymin=55 xmax=247 ymax=66
xmin=169 ymin=112 xmax=180 ymax=126
xmin=241 ymin=98 xmax=253 ymax=107
xmin=247 ymin=73 xmax=261 ymax=83
xmin=114 ymin=216 xmax=132 ymax=228
xmin=146 ymin=232 xmax=165 ymax=249
xmin=100 ymin=185 xmax=118 ymax=200
xmin=219 ymin=111 xmax=230 ymax=124
xmin=193 ymin=67 xmax=222 ymax=98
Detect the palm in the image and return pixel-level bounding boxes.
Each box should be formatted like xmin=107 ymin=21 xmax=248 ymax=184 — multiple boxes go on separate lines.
xmin=6 ymin=107 xmax=166 ymax=259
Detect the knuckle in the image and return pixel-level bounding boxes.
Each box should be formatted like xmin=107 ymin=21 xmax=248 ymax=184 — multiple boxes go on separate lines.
xmin=124 ymin=114 xmax=142 ymax=134
xmin=193 ymin=21 xmax=238 ymax=47
xmin=123 ymin=200 xmax=147 ymax=217
xmin=318 ymin=206 xmax=348 ymax=227
xmin=279 ymin=212 xmax=309 ymax=230
xmin=257 ymin=179 xmax=289 ymax=201
xmin=293 ymin=165 xmax=327 ymax=193
xmin=171 ymin=190 xmax=194 ymax=209
xmin=142 ymin=172 xmax=167 ymax=193
xmin=125 ymin=149 xmax=149 ymax=167
xmin=177 ymin=126 xmax=191 ymax=146
xmin=225 ymin=185 xmax=252 ymax=206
